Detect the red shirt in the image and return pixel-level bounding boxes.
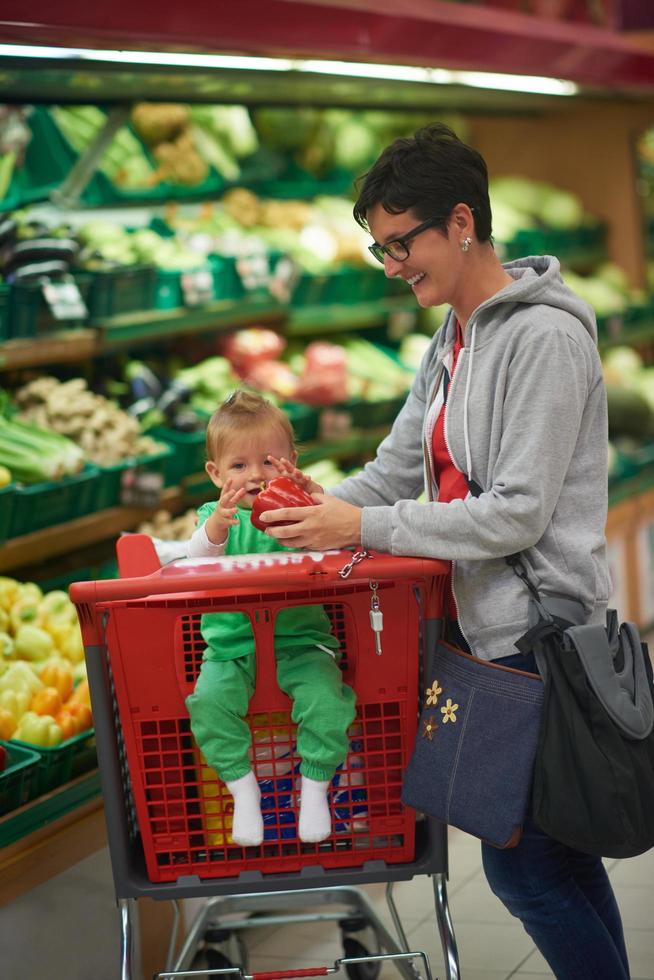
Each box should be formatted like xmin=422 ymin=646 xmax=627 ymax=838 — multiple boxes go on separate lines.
xmin=431 ymin=320 xmax=469 ymax=618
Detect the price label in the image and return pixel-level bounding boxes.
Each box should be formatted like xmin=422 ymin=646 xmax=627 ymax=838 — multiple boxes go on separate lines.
xmin=42 ymin=279 xmax=88 ymax=321
xmin=269 ymin=256 xmax=300 ymax=304
xmin=235 ymin=253 xmax=274 ymax=293
xmin=181 ymin=269 xmax=214 ymax=307
xmin=120 ymin=467 xmax=164 ymax=507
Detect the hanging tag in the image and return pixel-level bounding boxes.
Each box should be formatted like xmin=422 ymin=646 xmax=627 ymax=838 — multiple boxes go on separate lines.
xmin=235 ymin=253 xmax=271 ymax=293
xmin=42 ymin=278 xmax=88 ymax=321
xmin=269 ymin=255 xmax=300 ymax=304
xmin=120 ymin=466 xmax=164 ymax=507
xmin=181 ymin=269 xmax=214 ymax=307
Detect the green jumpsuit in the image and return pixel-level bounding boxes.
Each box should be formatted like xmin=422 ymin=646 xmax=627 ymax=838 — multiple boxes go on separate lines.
xmin=185 ymin=502 xmax=357 ymax=782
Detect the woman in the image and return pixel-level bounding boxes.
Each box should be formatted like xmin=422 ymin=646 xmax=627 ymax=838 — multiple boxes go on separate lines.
xmin=259 ymin=123 xmax=629 ymax=979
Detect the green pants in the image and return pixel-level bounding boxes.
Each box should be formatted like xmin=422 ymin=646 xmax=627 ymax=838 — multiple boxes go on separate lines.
xmin=186 ymin=646 xmax=357 ymax=783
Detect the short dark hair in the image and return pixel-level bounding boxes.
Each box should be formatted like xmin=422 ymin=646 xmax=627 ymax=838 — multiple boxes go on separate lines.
xmin=353 ymin=123 xmax=492 ymax=242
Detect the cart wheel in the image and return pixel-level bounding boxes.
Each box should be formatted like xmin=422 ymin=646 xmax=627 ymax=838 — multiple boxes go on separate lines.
xmin=342 ymin=936 xmax=381 ymax=980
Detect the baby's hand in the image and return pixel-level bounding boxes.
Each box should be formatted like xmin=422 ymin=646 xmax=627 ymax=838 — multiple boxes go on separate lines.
xmin=205 ymin=478 xmax=246 ymax=544
xmin=267 ymin=455 xmax=324 ymax=495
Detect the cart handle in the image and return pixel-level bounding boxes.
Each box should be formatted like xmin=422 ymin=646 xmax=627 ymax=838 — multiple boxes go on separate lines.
xmin=71 ymin=538 xmax=449 ymax=607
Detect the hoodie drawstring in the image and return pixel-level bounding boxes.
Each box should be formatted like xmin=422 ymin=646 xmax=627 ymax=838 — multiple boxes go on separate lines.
xmin=462 ymin=320 xmax=477 ymax=482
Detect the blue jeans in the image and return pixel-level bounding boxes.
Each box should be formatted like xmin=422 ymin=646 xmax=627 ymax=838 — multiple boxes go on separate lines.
xmin=481 ymin=651 xmax=630 ymax=980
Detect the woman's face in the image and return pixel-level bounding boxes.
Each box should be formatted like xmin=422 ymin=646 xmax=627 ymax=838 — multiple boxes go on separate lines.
xmin=366 ymin=203 xmax=461 ymax=309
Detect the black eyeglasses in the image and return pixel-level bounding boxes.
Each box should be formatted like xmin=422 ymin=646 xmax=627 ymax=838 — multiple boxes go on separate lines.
xmin=368 ymin=216 xmax=445 ymax=264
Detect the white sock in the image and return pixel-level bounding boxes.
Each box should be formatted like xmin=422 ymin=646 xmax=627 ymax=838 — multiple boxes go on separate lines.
xmin=226 ymin=771 xmax=263 ymax=846
xmin=298 ymin=776 xmax=332 ymax=843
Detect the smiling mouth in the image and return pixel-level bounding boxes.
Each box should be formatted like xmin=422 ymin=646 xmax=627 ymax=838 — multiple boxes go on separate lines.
xmin=407 ymin=272 xmax=426 ymax=286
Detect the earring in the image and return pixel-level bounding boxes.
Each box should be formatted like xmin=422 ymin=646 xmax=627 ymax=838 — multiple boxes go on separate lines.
xmin=461 ymin=237 xmax=472 ymax=252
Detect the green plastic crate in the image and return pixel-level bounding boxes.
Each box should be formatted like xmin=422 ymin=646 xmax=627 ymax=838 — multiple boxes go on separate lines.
xmin=283 ymin=402 xmax=319 ymax=442
xmin=11 ymin=729 xmax=96 ymax=798
xmin=154 ymin=264 xmax=216 ymax=310
xmin=209 ymin=254 xmax=247 ymax=301
xmin=9 ymin=465 xmax=100 ymax=538
xmin=345 ymin=394 xmax=407 ymax=429
xmin=95 ymin=444 xmax=173 ymax=510
xmin=85 ymin=264 xmax=157 ymax=321
xmin=0 ymin=482 xmax=15 ymax=544
xmin=147 ymin=426 xmax=207 ymax=485
xmin=0 ymin=741 xmax=40 ymax=815
xmin=9 ymin=277 xmax=89 ymax=340
xmin=24 ymin=106 xmax=227 ymax=208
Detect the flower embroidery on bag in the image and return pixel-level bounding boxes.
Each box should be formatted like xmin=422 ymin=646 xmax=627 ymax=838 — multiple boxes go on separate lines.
xmin=422 ymin=716 xmax=438 ymax=740
xmin=441 ymin=698 xmax=459 ymax=723
xmin=425 ymin=680 xmax=443 ymax=706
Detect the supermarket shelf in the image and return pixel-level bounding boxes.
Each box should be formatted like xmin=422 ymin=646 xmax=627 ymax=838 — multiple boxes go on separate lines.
xmin=0 ymin=772 xmax=103 ymax=903
xmin=0 ymin=329 xmax=98 ymax=371
xmin=0 ymin=425 xmax=391 ymax=573
xmin=3 ymin=1 xmax=654 ymax=94
xmin=288 ymin=298 xmax=418 ymax=336
xmin=0 ymin=770 xmax=102 ymax=852
xmin=0 ymin=486 xmax=186 ymax=573
xmin=95 ymin=297 xmax=287 ymax=349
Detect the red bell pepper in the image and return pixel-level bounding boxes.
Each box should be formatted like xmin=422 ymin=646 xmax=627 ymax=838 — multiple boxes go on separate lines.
xmin=250 ymin=476 xmax=315 ymax=531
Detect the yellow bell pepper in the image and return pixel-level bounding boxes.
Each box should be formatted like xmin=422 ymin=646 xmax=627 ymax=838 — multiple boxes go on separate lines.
xmin=0 ymin=607 xmax=9 ymax=632
xmin=14 ymin=710 xmax=63 ymax=747
xmin=0 ymin=687 xmax=31 ymax=721
xmin=0 ymin=661 xmax=44 ymax=696
xmin=58 ymin=627 xmax=85 ymax=664
xmin=45 ymin=618 xmax=75 ymax=649
xmin=17 ymin=582 xmax=43 ymax=604
xmin=40 ymin=590 xmax=78 ymax=625
xmin=0 ymin=577 xmax=19 ymax=612
xmin=13 ymin=624 xmax=55 ymax=662
xmin=9 ymin=600 xmax=43 ymax=634
xmin=0 ymin=631 xmax=14 ymax=661
xmin=0 ymin=706 xmax=16 ymax=739
xmin=38 ymin=660 xmax=74 ymax=701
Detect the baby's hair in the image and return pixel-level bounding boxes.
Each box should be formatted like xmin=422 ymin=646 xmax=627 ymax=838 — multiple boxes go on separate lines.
xmin=206 ymin=389 xmax=296 ymax=462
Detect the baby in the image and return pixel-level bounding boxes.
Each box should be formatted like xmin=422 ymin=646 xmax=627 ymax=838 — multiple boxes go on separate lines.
xmin=185 ymin=390 xmax=356 ymax=846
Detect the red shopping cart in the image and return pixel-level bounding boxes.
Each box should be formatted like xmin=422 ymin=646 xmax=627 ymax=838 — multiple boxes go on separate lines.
xmin=71 ymin=537 xmax=460 ymax=980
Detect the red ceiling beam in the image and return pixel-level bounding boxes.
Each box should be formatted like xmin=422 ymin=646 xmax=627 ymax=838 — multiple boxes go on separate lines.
xmin=2 ymin=0 xmax=654 ymax=89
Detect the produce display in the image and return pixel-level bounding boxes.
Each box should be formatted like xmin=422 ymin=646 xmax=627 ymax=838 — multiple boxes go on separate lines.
xmin=0 ymin=413 xmax=84 ymax=484
xmin=14 ymin=376 xmax=165 ymax=466
xmin=602 ymin=346 xmax=654 ymax=443
xmin=0 ymin=577 xmax=90 ymax=749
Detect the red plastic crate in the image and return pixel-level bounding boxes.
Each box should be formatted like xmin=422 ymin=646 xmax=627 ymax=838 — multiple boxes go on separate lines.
xmin=72 ymin=542 xmax=447 ymax=884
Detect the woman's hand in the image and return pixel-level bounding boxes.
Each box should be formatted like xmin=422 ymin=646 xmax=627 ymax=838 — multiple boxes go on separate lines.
xmin=259 ymin=493 xmax=362 ymax=551
xmin=267 ymin=455 xmax=324 ymax=495
xmin=204 ymin=478 xmax=246 ymax=545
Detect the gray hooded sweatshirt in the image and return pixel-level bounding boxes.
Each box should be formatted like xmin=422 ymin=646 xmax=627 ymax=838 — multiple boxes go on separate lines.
xmin=331 ymin=255 xmax=612 ymax=662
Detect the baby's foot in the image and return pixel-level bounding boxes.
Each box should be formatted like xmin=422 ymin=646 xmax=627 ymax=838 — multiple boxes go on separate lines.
xmin=226 ymin=771 xmax=263 ymax=846
xmin=298 ymin=776 xmax=331 ymax=843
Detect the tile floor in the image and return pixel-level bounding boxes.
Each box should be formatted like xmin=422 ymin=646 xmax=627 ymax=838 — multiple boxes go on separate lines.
xmin=1 ymin=827 xmax=653 ymax=980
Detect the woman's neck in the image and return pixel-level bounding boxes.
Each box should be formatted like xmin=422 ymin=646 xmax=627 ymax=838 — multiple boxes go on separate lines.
xmin=452 ymin=246 xmax=514 ymax=329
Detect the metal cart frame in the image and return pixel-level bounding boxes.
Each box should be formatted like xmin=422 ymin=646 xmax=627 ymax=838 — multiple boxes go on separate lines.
xmin=72 ymin=540 xmax=460 ymax=980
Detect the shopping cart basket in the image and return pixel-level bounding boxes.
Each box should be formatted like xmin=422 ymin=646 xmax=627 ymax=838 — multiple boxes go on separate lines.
xmin=70 ymin=536 xmax=460 ymax=980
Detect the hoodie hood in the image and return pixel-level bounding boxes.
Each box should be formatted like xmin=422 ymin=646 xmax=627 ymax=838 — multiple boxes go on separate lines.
xmin=438 ymin=254 xmax=598 ymax=355
xmin=432 ymin=254 xmax=599 ymax=482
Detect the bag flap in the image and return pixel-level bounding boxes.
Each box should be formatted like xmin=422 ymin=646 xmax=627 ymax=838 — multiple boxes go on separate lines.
xmin=565 ymin=621 xmax=654 ymax=739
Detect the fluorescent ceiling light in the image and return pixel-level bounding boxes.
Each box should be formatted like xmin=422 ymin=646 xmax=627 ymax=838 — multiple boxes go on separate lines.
xmin=0 ymin=43 xmax=578 ymax=95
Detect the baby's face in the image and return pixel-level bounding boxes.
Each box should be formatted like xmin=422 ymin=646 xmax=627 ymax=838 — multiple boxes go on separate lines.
xmin=211 ymin=428 xmax=296 ymax=509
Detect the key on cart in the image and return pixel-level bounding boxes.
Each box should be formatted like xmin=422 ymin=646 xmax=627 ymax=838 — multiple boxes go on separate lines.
xmin=369 ymin=581 xmax=383 ymax=655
